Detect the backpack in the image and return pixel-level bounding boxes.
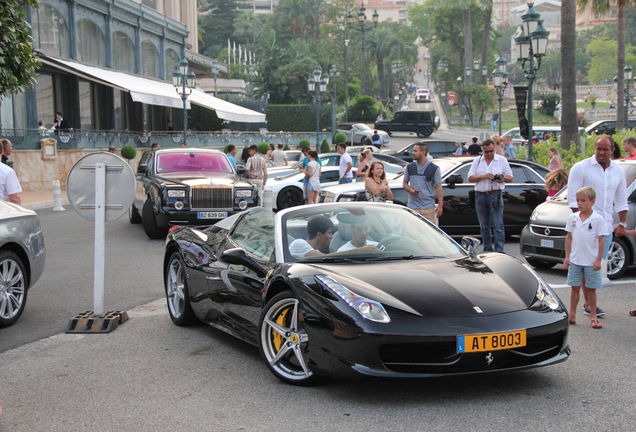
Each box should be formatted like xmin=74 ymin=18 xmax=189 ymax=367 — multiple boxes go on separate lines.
xmin=406 ymin=161 xmax=439 ymax=182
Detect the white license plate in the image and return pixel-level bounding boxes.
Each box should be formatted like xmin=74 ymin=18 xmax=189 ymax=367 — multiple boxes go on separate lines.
xmin=197 ymin=212 xmax=227 ymax=219
xmin=540 ymin=239 xmax=554 ymax=248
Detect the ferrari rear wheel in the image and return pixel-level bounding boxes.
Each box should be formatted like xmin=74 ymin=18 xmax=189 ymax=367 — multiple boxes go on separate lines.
xmin=165 ymin=252 xmax=197 ymax=326
xmin=259 ymin=292 xmax=315 ymax=385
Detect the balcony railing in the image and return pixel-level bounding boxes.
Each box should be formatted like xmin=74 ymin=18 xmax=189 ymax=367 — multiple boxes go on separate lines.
xmin=0 ymin=129 xmax=333 ymax=151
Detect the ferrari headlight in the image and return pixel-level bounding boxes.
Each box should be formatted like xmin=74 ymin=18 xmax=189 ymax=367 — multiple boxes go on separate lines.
xmin=315 ymin=275 xmax=390 ymax=323
xmin=167 ymin=190 xmax=186 ymax=198
xmin=236 ymin=189 xmax=252 ymax=198
xmin=522 ymin=263 xmax=562 ymax=311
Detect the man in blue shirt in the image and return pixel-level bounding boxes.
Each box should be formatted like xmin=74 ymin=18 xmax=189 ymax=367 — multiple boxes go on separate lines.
xmin=226 ymin=144 xmax=237 ymax=166
xmin=402 ymin=142 xmax=443 ymax=225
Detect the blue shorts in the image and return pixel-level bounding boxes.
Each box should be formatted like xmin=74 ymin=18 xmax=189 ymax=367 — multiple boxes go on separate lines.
xmin=567 ymin=263 xmax=602 ymax=289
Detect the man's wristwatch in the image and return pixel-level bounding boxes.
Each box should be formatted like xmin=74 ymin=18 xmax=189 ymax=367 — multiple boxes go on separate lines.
xmin=619 ymin=222 xmax=627 ymax=227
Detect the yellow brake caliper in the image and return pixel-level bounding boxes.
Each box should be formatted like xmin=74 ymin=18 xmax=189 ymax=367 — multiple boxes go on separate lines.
xmin=272 ymin=307 xmax=290 ymax=352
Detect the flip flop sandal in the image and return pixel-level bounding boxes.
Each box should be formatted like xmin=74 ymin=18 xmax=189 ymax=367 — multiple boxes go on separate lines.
xmin=591 ymin=319 xmax=603 ymax=329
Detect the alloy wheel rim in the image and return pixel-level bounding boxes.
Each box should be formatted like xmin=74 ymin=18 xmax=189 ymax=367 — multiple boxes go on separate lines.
xmin=261 ymin=297 xmax=312 ymax=381
xmin=166 ymin=258 xmax=186 ymax=318
xmin=0 ymin=258 xmax=25 ymax=320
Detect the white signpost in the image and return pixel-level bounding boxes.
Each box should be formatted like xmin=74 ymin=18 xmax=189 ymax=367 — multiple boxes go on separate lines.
xmin=65 ymin=152 xmax=136 ymax=333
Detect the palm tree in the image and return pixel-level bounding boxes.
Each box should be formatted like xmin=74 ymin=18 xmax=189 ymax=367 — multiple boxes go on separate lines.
xmin=577 ymin=0 xmax=635 ymax=130
xmin=560 ymin=0 xmax=578 ymax=150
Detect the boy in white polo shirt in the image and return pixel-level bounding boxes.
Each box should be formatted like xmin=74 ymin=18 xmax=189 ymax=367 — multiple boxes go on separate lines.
xmin=564 ymin=186 xmax=605 ymax=329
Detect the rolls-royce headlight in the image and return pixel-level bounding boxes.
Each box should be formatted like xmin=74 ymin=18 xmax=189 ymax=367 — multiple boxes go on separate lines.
xmin=236 ymin=189 xmax=252 ymax=198
xmin=168 ymin=190 xmax=186 ymax=198
xmin=315 ymin=275 xmax=390 ymax=323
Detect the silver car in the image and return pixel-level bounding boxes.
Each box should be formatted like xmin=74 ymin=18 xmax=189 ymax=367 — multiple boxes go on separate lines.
xmin=520 ymin=160 xmax=636 ymax=279
xmin=0 ymin=201 xmax=46 ymax=327
xmin=337 ymin=123 xmax=390 ymax=146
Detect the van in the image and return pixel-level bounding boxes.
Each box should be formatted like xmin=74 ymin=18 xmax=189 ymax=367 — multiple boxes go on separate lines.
xmin=585 ymin=119 xmax=636 ymax=136
xmin=503 ymin=126 xmax=585 ymax=146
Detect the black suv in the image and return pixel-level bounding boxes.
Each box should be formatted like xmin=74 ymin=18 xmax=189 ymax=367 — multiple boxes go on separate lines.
xmin=374 ymin=110 xmax=440 ymax=138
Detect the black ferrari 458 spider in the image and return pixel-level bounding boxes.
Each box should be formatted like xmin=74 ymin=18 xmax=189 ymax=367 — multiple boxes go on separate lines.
xmin=164 ymin=202 xmax=570 ymax=385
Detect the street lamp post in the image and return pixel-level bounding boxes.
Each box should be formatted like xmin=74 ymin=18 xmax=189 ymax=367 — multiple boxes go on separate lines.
xmin=492 ymin=54 xmax=509 ymax=136
xmin=248 ymin=66 xmax=256 ymax=99
xmin=307 ymin=66 xmax=328 ymax=152
xmin=329 ymin=64 xmax=340 ymax=135
xmin=457 ymin=76 xmax=462 ymax=125
xmin=346 ymin=3 xmax=378 ymax=95
xmin=624 ymin=64 xmax=633 ymax=126
xmin=344 ymin=39 xmax=350 ymax=121
xmin=514 ymin=2 xmax=550 ymax=162
xmin=172 ymin=58 xmax=196 ymax=147
xmin=212 ymin=65 xmax=219 ymax=97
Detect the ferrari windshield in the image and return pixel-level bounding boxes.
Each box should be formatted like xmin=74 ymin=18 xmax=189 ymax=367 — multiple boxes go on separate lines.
xmin=282 ymin=203 xmax=465 ymax=263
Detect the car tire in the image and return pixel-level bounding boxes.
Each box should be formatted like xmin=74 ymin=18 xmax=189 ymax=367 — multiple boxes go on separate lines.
xmin=277 ymin=187 xmax=304 ymax=210
xmin=129 ymin=204 xmax=142 ymax=224
xmin=607 ymin=236 xmax=630 ymax=279
xmin=416 ymin=127 xmax=432 ymax=138
xmin=165 ymin=252 xmax=197 ymax=326
xmin=142 ymin=199 xmax=168 ymax=239
xmin=361 ymin=137 xmax=372 ymax=146
xmin=377 ymin=127 xmax=391 ymax=136
xmin=258 ymin=291 xmax=316 ymax=385
xmin=0 ymin=250 xmax=28 ymax=328
xmin=525 ymin=258 xmax=557 ymax=270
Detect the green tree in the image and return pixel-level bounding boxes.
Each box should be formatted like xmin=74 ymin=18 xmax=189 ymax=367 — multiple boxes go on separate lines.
xmin=560 ymin=0 xmax=578 ymax=150
xmin=198 ymin=0 xmax=240 ymax=58
xmin=0 ymin=0 xmax=40 ymax=97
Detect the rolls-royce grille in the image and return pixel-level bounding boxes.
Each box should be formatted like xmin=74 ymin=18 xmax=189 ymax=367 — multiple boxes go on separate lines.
xmin=190 ymin=187 xmax=233 ymax=209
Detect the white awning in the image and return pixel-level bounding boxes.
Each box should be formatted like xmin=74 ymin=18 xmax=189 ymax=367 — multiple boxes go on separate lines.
xmin=41 ymin=56 xmax=187 ymax=109
xmin=189 ymin=90 xmax=266 ymax=123
xmin=38 ymin=55 xmax=266 ymax=123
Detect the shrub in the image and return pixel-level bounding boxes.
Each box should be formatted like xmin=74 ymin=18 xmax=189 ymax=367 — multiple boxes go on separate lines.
xmin=283 ymin=144 xmax=290 ymax=150
xmin=320 ymin=140 xmax=331 ymax=153
xmin=298 ymin=139 xmax=311 ymax=150
xmin=536 ymin=91 xmax=560 ymax=116
xmin=120 ymin=145 xmax=136 ymax=160
xmin=258 ymin=142 xmax=270 ymax=154
xmin=333 ymin=132 xmax=346 ymax=145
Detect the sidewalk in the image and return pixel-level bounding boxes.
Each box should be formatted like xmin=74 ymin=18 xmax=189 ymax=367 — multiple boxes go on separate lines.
xmin=19 ymin=188 xmax=69 ymax=211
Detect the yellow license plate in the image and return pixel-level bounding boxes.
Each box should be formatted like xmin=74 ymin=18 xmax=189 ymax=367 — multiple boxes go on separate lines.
xmin=457 ymin=330 xmax=527 ymax=353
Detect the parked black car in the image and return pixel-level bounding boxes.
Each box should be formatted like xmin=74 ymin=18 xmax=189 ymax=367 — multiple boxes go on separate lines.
xmin=386 ymin=140 xmax=458 ymax=161
xmin=374 ymin=110 xmax=440 ymax=138
xmin=319 ymin=157 xmax=550 ymax=236
xmin=130 ymin=149 xmax=258 ymax=239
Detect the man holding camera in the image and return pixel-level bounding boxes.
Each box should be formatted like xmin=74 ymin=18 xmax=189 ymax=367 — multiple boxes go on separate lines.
xmin=468 ymin=138 xmax=513 ymax=253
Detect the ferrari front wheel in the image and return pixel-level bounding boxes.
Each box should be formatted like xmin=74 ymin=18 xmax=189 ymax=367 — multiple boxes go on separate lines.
xmin=165 ymin=252 xmax=197 ymax=326
xmin=258 ymin=292 xmax=315 ymax=385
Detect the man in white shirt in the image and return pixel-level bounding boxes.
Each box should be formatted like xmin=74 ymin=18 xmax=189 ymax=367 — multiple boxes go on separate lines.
xmin=289 ymin=216 xmax=334 ymax=259
xmin=0 ymin=162 xmax=22 ymax=204
xmin=270 ymin=144 xmax=288 ymax=167
xmin=245 ymin=144 xmax=267 ymax=206
xmin=467 ymin=139 xmax=513 ymax=253
xmin=337 ymin=143 xmax=353 ymax=184
xmin=567 ymin=135 xmax=628 ymax=318
xmin=336 ymin=213 xmax=379 ymax=252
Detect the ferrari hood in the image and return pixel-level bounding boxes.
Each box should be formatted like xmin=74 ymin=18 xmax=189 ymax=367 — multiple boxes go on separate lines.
xmin=314 ymin=254 xmax=539 ymax=318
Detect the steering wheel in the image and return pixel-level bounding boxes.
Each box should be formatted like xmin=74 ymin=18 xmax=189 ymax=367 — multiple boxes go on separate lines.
xmin=377 ymin=234 xmax=406 ymax=252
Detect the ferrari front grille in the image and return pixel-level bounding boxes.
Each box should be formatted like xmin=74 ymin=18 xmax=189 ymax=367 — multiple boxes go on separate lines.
xmin=190 ymin=187 xmax=233 ymax=209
